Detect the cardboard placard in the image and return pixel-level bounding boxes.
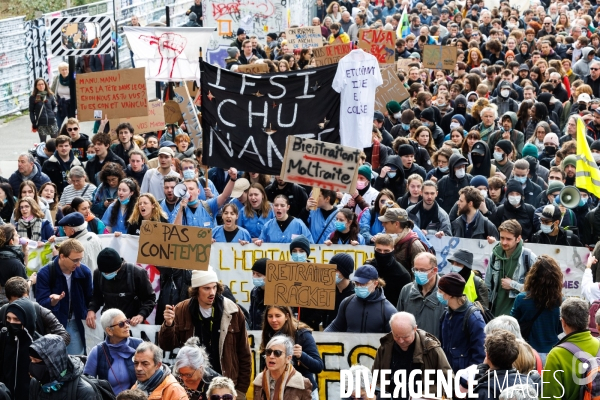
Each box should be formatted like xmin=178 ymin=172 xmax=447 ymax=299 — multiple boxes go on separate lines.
xmin=173 ymin=85 xmax=202 ymax=148
xmin=358 ymin=29 xmax=396 ymax=64
xmin=109 ymin=100 xmax=165 ymax=135
xmin=422 ymin=45 xmax=457 ymax=70
xmin=264 ymin=260 xmax=337 ymax=309
xmin=76 ymin=68 xmax=148 ymax=122
xmin=237 ymin=63 xmax=270 ymax=74
xmin=375 ymin=66 xmax=410 ymax=113
xmin=285 ymin=26 xmax=323 ymax=49
xmin=137 ymin=221 xmax=211 ymax=270
xmin=397 ymin=58 xmax=413 ymax=73
xmin=279 ymin=135 xmax=361 ymax=192
xmin=164 ymin=100 xmax=183 ymax=124
xmin=186 ymin=81 xmax=199 ymax=98
xmin=313 ymin=43 xmax=353 ymax=67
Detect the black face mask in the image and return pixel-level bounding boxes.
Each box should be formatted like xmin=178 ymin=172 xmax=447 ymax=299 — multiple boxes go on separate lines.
xmin=29 ymin=362 xmax=52 ymax=384
xmin=471 ymin=154 xmax=484 ymax=167
xmin=8 ymin=323 xmax=22 ymax=336
xmin=545 ymin=146 xmax=557 ymax=156
xmin=375 ymin=251 xmax=395 ymax=267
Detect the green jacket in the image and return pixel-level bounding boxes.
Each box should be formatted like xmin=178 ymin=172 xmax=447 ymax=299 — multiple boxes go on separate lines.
xmin=543 ymin=330 xmax=600 ymax=400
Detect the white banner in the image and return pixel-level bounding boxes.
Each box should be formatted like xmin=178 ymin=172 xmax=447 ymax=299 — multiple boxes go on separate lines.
xmin=123 ymin=26 xmax=215 ymax=82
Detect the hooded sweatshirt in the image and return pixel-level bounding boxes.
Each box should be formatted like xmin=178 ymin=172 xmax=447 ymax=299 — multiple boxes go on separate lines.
xmin=373 ymin=155 xmax=406 ymax=199
xmin=436 ymin=154 xmax=472 ymax=214
xmin=420 ymin=107 xmax=445 ymax=148
xmin=441 ymin=94 xmax=467 ymax=134
xmin=467 ymin=140 xmax=494 ymax=177
xmin=573 ymin=47 xmax=595 ymax=78
xmin=490 ymin=240 xmax=523 ymax=316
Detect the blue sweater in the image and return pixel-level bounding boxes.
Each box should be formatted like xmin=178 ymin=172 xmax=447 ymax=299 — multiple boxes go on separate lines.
xmin=511 ymin=292 xmax=562 ymax=353
xmin=440 ymin=302 xmax=487 ymax=372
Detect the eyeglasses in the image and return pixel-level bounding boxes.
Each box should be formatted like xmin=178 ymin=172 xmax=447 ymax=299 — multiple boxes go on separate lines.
xmin=210 ymin=395 xmax=234 ymax=400
xmin=67 ymin=257 xmax=83 ymax=264
xmin=265 ymin=349 xmax=284 ymax=357
xmin=67 ymin=127 xmax=79 ymax=132
xmin=178 ymin=367 xmax=199 ymax=379
xmin=544 ymin=22 xmax=551 ymax=25
xmin=411 ymin=267 xmax=434 ymax=274
xmin=551 ymin=80 xmax=560 ymax=83
xmin=109 ymin=319 xmax=131 ymax=329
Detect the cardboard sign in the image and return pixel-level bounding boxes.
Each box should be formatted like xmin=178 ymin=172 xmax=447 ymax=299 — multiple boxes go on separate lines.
xmin=186 ymin=81 xmax=199 ymax=98
xmin=397 ymin=58 xmax=413 ymax=73
xmin=137 ymin=221 xmax=211 ymax=270
xmin=422 ymin=45 xmax=457 ymax=70
xmin=109 ymin=100 xmax=165 ymax=135
xmin=173 ymin=85 xmax=202 ymax=148
xmin=264 ymin=260 xmax=337 ymax=309
xmin=375 ymin=66 xmax=410 ymax=113
xmin=358 ymin=29 xmax=396 ymax=64
xmin=279 ymin=136 xmax=361 ymax=192
xmin=163 ymin=100 xmax=183 ymax=124
xmin=313 ymin=43 xmax=353 ymax=67
xmin=76 ymin=68 xmax=148 ymax=121
xmin=285 ymin=26 xmax=323 ymax=49
xmin=237 ymin=63 xmax=270 ymax=74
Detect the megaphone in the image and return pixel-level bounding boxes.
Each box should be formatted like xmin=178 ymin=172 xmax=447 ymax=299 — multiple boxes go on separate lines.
xmin=559 ymin=186 xmax=581 ymax=209
xmin=173 ymin=183 xmax=190 ymax=200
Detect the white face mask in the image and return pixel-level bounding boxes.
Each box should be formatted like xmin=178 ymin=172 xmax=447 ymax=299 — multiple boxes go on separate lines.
xmin=467 ymin=101 xmax=475 ymax=109
xmin=480 ymin=190 xmax=488 ymax=199
xmin=394 ymin=112 xmax=402 ymax=120
xmin=500 ymin=89 xmax=510 ymax=98
xmin=508 ymin=195 xmax=521 ymax=206
xmin=455 ymin=167 xmax=466 ymax=179
xmin=450 ymin=122 xmax=460 ymax=129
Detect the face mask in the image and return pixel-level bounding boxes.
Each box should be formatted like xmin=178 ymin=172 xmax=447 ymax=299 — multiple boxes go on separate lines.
xmin=580 ymin=197 xmax=589 ymax=206
xmin=8 ymin=323 xmax=22 ymax=335
xmin=87 ymin=154 xmax=95 ymax=160
xmin=437 ymin=292 xmax=448 ymax=305
xmin=507 ymin=23 xmax=515 ymax=29
xmin=508 ymin=195 xmax=521 ymax=206
xmin=375 ymin=251 xmax=394 ymax=267
xmin=467 ymin=101 xmax=475 ymax=109
xmin=394 ymin=112 xmax=403 ymax=120
xmin=388 ymin=172 xmax=397 ymax=179
xmin=336 ymin=274 xmax=343 ymax=284
xmin=544 ymin=146 xmax=556 ymax=155
xmin=120 ymin=197 xmax=130 ymax=206
xmin=187 ymin=199 xmax=199 ymax=206
xmin=356 ymin=181 xmax=367 ymax=190
xmin=102 ymin=271 xmax=118 ymax=280
xmin=455 ymin=168 xmax=466 ymax=179
xmin=401 ymin=123 xmax=410 ymax=130
xmin=253 ymin=277 xmax=265 ymax=287
xmin=414 ymin=270 xmax=430 ymax=285
xmin=439 ymin=166 xmax=449 ymax=173
xmin=493 ymin=151 xmax=504 ymax=162
xmin=501 ymin=89 xmax=510 ymax=98
xmin=450 ymin=122 xmax=460 ymax=129
xmin=334 ymin=221 xmax=347 ymax=232
xmin=437 ymin=102 xmax=446 ymax=107
xmin=480 ymin=190 xmax=488 ymax=199
xmin=514 ymin=176 xmax=527 ymax=184
xmin=355 ymin=285 xmax=371 ymax=299
xmin=29 ymin=362 xmax=52 ymax=384
xmin=183 ymin=169 xmax=195 ymax=180
xmin=540 ymin=223 xmax=554 ymax=234
xmin=291 ymin=252 xmax=307 ymax=262
xmin=451 ymin=266 xmax=462 ymax=273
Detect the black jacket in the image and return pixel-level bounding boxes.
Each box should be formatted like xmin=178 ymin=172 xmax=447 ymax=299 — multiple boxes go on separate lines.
xmin=70 ymin=134 xmax=91 ymax=163
xmin=110 ymin=142 xmax=137 ymax=165
xmin=85 ymin=150 xmax=126 ymax=186
xmin=42 ymin=152 xmax=83 ymax=196
xmin=373 ymin=155 xmax=406 ymax=200
xmin=186 ymin=4 xmax=203 ymax=25
xmin=491 ymin=201 xmax=536 ymax=241
xmin=365 ymin=256 xmax=411 ymax=307
xmin=530 ymin=227 xmax=584 ymax=246
xmin=249 ymin=286 xmax=265 ymax=330
xmin=451 ymin=211 xmax=499 ymax=240
xmin=29 ymin=95 xmax=57 ymax=128
xmin=436 ymin=154 xmax=472 ymax=214
xmin=155 ymin=267 xmax=192 ymax=326
xmin=0 ymin=246 xmax=27 ymax=290
xmin=301 ymin=282 xmax=355 ymax=331
xmin=0 ymin=302 xmax=70 ymax=345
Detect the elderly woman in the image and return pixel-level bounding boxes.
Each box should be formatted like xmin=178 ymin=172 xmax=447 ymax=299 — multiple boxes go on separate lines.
xmin=59 ymin=166 xmax=96 ymax=206
xmin=253 ymin=335 xmax=312 ymax=400
xmin=84 ymin=308 xmax=143 ymax=395
xmin=50 ymin=61 xmax=73 ymax=128
xmin=207 ymin=377 xmax=237 ymax=400
xmin=174 ymin=337 xmax=220 ymax=400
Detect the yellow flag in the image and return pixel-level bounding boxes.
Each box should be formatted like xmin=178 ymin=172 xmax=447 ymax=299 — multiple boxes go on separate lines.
xmin=575 ymin=117 xmax=600 ymax=197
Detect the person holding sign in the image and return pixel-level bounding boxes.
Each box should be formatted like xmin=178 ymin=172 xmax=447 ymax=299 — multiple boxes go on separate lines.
xmin=239 ymin=183 xmax=274 ymax=240
xmin=324 ymin=209 xmax=365 ymax=246
xmin=211 ymin=204 xmax=251 ymax=245
xmin=299 ymin=189 xmax=339 ymax=245
xmin=255 ymin=196 xmax=313 ymax=245
xmin=258 ymin=306 xmax=323 ymax=400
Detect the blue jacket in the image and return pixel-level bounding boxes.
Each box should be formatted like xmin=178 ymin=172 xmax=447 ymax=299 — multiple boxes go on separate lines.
xmin=212 ymin=225 xmax=252 ymax=242
xmin=259 ymin=217 xmax=314 ymax=243
xmin=9 ymin=162 xmax=50 ymax=195
xmin=102 ymin=202 xmax=129 ymax=233
xmin=308 ymin=208 xmax=339 ymax=244
xmin=359 ymin=207 xmax=384 ymax=244
xmin=293 ymin=329 xmax=323 ymax=391
xmin=181 ymin=198 xmax=219 ymax=229
xmin=239 ymin=207 xmax=274 ymax=238
xmin=510 ymin=293 xmax=562 ymax=353
xmin=324 ymin=287 xmax=396 ymax=333
xmin=440 ymin=301 xmax=487 ymax=372
xmin=160 ymin=199 xmax=181 ymax=224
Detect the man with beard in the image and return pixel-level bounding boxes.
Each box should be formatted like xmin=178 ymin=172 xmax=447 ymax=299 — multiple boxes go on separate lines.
xmin=144 ymin=135 xmax=159 ymax=160
xmin=365 ymin=234 xmax=411 ymax=306
xmin=488 ymin=112 xmax=524 ymax=159
xmin=451 ymin=186 xmax=498 ymax=241
xmin=56 ymin=213 xmax=102 ymax=272
xmin=407 ymin=180 xmax=451 ymax=238
xmin=159 ymin=176 xmax=181 ymax=223
xmin=561 ymin=155 xmax=577 ymax=186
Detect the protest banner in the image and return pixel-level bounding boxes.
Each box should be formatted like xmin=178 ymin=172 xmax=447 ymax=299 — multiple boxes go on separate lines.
xmin=374 ymin=66 xmax=410 ymax=113
xmin=136 ymin=221 xmax=211 ymax=270
xmin=201 ymin=61 xmax=341 ymax=175
xmin=109 ymin=100 xmax=165 ymax=135
xmin=237 ymin=63 xmax=270 ymax=74
xmin=286 ymin=26 xmax=323 ymax=49
xmin=76 ymin=68 xmax=148 ymax=121
xmin=163 ymin=100 xmax=183 ymax=124
xmin=279 ymin=135 xmax=360 ymax=192
xmin=396 ymin=58 xmax=413 ymax=73
xmin=173 ymin=84 xmax=202 ymax=148
xmin=422 ymin=45 xmax=457 ymax=69
xmin=313 ymin=43 xmax=353 ymax=67
xmin=358 ymin=29 xmax=396 ymax=64
xmin=264 ymin=260 xmax=337 ymax=309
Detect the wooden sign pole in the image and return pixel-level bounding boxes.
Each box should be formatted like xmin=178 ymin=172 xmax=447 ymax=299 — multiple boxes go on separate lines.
xmin=203 ymin=166 xmax=210 ymax=188
xmin=311 ymin=187 xmax=320 ymax=210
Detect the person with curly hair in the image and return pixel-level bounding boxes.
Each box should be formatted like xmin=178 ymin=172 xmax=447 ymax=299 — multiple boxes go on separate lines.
xmin=127 ymin=193 xmax=168 ymax=235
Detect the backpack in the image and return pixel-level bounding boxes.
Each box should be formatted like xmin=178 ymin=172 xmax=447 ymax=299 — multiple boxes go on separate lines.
xmin=557 ymin=342 xmax=600 ymax=400
xmin=80 ymin=375 xmax=116 ymax=400
xmin=462 ymin=301 xmax=494 ymax=334
xmin=406 ymin=236 xmax=436 ymax=261
xmin=589 ymin=300 xmax=600 ymax=336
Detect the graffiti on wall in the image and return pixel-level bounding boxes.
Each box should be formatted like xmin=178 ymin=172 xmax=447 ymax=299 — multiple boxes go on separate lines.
xmin=25 ymin=18 xmax=50 ymax=86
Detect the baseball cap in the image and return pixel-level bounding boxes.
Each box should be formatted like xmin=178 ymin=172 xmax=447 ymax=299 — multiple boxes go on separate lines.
xmin=378 ymin=208 xmax=409 ymax=223
xmin=535 ymin=204 xmax=561 ymax=222
xmin=158 ymin=147 xmax=174 ymax=157
xmin=350 ymin=265 xmax=379 ymax=284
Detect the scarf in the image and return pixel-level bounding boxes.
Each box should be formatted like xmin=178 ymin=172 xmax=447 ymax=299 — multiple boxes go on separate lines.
xmin=107 ymin=337 xmax=136 ymax=359
xmin=17 ymin=218 xmax=43 ymax=241
xmin=136 ymin=364 xmax=169 ymax=395
xmin=372 ymin=140 xmax=381 ymax=170
xmin=22 ymin=164 xmax=38 ymax=180
xmin=37 ymin=91 xmax=48 ymax=102
xmin=262 ymin=363 xmax=296 ymax=400
xmin=59 ymin=74 xmax=69 ymax=86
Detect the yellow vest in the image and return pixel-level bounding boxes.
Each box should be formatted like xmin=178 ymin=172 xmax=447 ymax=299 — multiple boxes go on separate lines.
xmin=463 ymin=271 xmax=478 ymax=303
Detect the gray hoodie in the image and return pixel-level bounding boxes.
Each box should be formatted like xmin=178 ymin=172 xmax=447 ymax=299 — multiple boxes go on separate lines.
xmin=573 ymin=47 xmax=595 ymax=78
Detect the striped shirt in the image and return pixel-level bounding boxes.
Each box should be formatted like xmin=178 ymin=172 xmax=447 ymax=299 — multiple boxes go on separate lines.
xmin=59 ymin=183 xmax=97 ymax=206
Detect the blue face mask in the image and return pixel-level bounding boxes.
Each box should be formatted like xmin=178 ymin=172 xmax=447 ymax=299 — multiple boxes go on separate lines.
xmin=439 ymin=166 xmax=449 ymax=173
xmin=291 ymin=252 xmax=307 ymax=262
xmin=182 ymin=169 xmax=195 ymax=180
xmin=514 ymin=176 xmax=527 ymax=184
xmin=580 ymin=197 xmax=589 ymax=206
xmin=41 ymin=381 xmax=63 ymax=393
xmin=355 ymin=286 xmax=371 ymax=298
xmin=414 ymin=271 xmax=430 ymax=285
xmin=401 ymin=123 xmax=410 ymax=130
xmin=451 ymin=266 xmax=462 ymax=273
xmin=437 ymin=292 xmax=448 ymax=305
xmin=120 ymin=197 xmax=130 ymax=206
xmin=253 ymin=277 xmax=265 ymax=287
xmin=102 ymin=271 xmax=118 ymax=280
xmin=336 ymin=275 xmax=343 ymax=284
xmin=388 ymin=171 xmax=397 ymax=179
xmin=334 ymin=221 xmax=347 ymax=232
xmin=188 ymin=199 xmax=199 ymax=206
xmin=87 ymin=154 xmax=95 ymax=160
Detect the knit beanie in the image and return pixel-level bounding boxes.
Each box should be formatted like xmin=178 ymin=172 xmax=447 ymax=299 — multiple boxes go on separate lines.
xmin=227 ymin=47 xmax=239 ymax=58
xmin=251 ymin=258 xmax=268 ymax=275
xmin=330 ymin=253 xmax=355 ymax=279
xmin=562 ymin=154 xmax=578 ymax=169
xmin=495 ymin=139 xmax=512 ymax=156
xmin=97 ymin=248 xmax=123 ymax=273
xmin=191 ymin=268 xmax=219 ymax=288
xmin=544 ymin=132 xmax=559 ymax=147
xmin=470 ymin=175 xmax=489 ymax=189
xmin=438 ymin=273 xmax=466 ymax=297
xmin=386 ymin=101 xmax=401 ymax=115
xmin=420 ymin=107 xmax=436 ymax=123
xmin=522 ymin=143 xmax=539 ymax=158
xmin=398 ymin=144 xmax=415 ymax=156
xmin=358 ymin=165 xmax=372 ymax=180
xmin=451 ymin=114 xmax=465 ymax=126
xmin=290 ymin=235 xmax=311 ymax=256
xmin=546 ymin=180 xmax=565 ymax=195
xmin=506 ymin=179 xmax=524 ymax=196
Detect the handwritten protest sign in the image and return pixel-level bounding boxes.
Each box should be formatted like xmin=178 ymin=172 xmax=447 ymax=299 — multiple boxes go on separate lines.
xmin=109 ymin=100 xmax=165 ymax=135
xmin=397 ymin=58 xmax=413 ymax=73
xmin=173 ymin=85 xmax=202 ymax=148
xmin=286 ymin=26 xmax=323 ymax=49
xmin=280 ymin=136 xmax=360 ymax=192
xmin=375 ymin=66 xmax=410 ymax=112
xmin=137 ymin=221 xmax=211 ymax=270
xmin=358 ymin=29 xmax=396 ymax=64
xmin=163 ymin=100 xmax=183 ymax=124
xmin=237 ymin=63 xmax=270 ymax=74
xmin=313 ymin=43 xmax=353 ymax=67
xmin=422 ymin=45 xmax=457 ymax=69
xmin=76 ymin=68 xmax=148 ymax=121
xmin=264 ymin=260 xmax=337 ymax=309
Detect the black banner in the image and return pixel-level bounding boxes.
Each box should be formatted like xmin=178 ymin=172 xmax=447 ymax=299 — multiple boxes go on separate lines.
xmin=201 ymin=62 xmax=341 ymax=175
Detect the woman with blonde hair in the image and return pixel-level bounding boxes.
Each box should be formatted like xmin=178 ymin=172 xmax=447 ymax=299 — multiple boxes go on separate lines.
xmin=326 ymin=1 xmax=342 ymax=22
xmin=239 ymin=183 xmax=274 ymax=240
xmin=278 ymin=59 xmax=290 ymax=72
xmin=412 ymin=126 xmax=437 ymax=157
xmin=207 ymin=377 xmax=237 ymax=400
xmin=14 ymin=197 xmax=55 ymax=246
xmin=126 ymin=193 xmax=167 ymax=235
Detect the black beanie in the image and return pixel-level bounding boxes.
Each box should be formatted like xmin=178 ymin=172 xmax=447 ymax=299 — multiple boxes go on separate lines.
xmin=591 ymin=140 xmax=600 ymax=152
xmin=97 ymin=248 xmax=123 ymax=273
xmin=495 ymin=139 xmax=513 ymax=156
xmin=251 ymin=258 xmax=268 ymax=275
xmin=290 ymin=235 xmax=311 ymax=256
xmin=398 ymin=144 xmax=415 ymax=156
xmin=420 ymin=107 xmax=436 ymax=122
xmin=330 ymin=253 xmax=355 ymax=279
xmin=438 ymin=273 xmax=466 ymax=297
xmin=506 ymin=179 xmax=524 ymax=196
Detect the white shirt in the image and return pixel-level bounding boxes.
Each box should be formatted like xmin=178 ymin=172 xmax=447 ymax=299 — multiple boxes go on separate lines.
xmin=140 ymin=168 xmax=180 ymax=202
xmin=332 ymin=49 xmax=383 ymax=149
xmin=582 ymin=268 xmax=600 ymax=302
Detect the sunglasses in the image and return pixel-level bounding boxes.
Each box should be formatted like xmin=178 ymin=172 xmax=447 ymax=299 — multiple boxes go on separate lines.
xmin=592 ymin=68 xmax=600 ymax=71
xmin=265 ymin=349 xmax=284 ymax=357
xmin=210 ymin=395 xmax=234 ymax=400
xmin=67 ymin=127 xmax=79 ymax=132
xmin=109 ymin=319 xmax=131 ymax=329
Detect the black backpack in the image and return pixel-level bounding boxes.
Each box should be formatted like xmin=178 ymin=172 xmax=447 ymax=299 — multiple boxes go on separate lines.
xmin=64 ymin=374 xmax=115 ymax=400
